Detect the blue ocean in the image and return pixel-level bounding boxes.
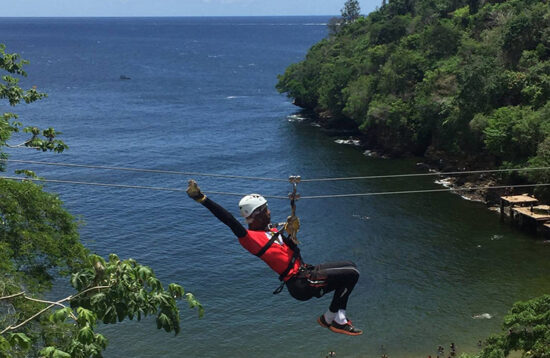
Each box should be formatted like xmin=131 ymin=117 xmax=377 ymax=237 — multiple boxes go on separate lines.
xmin=3 ymin=17 xmax=550 ymax=358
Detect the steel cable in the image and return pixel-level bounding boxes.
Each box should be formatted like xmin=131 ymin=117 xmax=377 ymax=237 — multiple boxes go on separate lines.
xmin=2 ymin=175 xmax=548 ymax=200
xmin=3 ymin=159 xmax=550 ymax=182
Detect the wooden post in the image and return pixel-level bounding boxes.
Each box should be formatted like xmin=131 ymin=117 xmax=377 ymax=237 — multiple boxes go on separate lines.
xmin=500 ymin=198 xmax=505 ymax=222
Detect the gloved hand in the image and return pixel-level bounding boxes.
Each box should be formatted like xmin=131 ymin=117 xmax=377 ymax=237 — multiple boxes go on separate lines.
xmin=187 ymin=179 xmax=207 ymax=203
xmin=285 ymin=215 xmax=300 ymax=234
xmin=284 ymin=215 xmax=300 ymax=245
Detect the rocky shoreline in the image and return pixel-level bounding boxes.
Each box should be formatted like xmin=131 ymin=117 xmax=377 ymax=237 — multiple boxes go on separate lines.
xmin=288 ymin=111 xmax=537 ymax=209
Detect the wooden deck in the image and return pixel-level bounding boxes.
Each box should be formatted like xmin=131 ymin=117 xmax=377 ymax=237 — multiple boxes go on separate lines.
xmin=512 ymin=205 xmax=550 ymax=221
xmin=500 ymin=195 xmax=550 ymax=237
xmin=500 ymin=194 xmax=539 ymax=206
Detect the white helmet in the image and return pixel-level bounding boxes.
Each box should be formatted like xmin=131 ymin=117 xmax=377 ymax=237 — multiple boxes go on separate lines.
xmin=239 ymin=194 xmax=267 ymax=218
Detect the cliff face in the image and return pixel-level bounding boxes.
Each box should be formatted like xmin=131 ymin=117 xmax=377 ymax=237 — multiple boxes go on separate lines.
xmin=276 ymin=0 xmax=550 ymax=200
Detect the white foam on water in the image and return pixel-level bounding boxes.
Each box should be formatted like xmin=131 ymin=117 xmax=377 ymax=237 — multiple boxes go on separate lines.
xmin=460 ymin=194 xmax=484 ymax=202
xmin=287 ymin=114 xmax=306 ymax=122
xmin=472 ymin=313 xmax=493 ymax=320
xmin=334 ymin=138 xmax=361 ymax=146
xmin=435 ymin=177 xmax=453 ymax=188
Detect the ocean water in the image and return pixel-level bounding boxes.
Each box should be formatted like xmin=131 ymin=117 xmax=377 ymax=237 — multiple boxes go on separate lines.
xmin=3 ymin=17 xmax=550 ymax=358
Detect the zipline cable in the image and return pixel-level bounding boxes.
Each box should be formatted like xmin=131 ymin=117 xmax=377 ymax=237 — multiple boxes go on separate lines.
xmin=3 ymin=159 xmax=549 ymax=183
xmin=0 ymin=176 xmax=288 ymax=199
xmin=300 ymin=167 xmax=550 ymax=182
xmin=2 ymin=159 xmax=288 ymax=182
xmin=1 ymin=175 xmax=548 ymax=200
xmin=299 ymin=183 xmax=550 ymax=199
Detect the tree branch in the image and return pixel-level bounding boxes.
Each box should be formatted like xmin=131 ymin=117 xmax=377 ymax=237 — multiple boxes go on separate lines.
xmin=1 ymin=302 xmax=57 ymax=334
xmin=0 ymin=292 xmax=24 ymax=300
xmin=66 ymin=285 xmax=111 ymax=302
xmin=23 ymin=296 xmax=76 ymax=320
xmin=5 ymin=140 xmax=32 ymax=148
xmin=0 ymin=285 xmax=111 ymax=334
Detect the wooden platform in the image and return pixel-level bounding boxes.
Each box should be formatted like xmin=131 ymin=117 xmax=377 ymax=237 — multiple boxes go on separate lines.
xmin=500 ymin=194 xmax=539 ymax=206
xmin=512 ymin=205 xmax=550 ymax=221
xmin=500 ymin=195 xmax=550 ymax=236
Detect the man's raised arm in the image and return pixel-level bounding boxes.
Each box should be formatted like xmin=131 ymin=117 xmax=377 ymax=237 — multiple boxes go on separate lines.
xmin=186 ymin=179 xmax=247 ymax=238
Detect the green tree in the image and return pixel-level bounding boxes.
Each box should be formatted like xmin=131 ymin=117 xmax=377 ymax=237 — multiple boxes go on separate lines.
xmin=0 ymin=44 xmax=67 ymax=173
xmin=0 ymin=44 xmax=202 ymax=357
xmin=479 ymin=295 xmax=550 ymax=358
xmin=277 ymin=0 xmax=550 ymax=166
xmin=327 ymin=16 xmax=345 ymax=36
xmin=341 ymin=0 xmax=361 ymax=24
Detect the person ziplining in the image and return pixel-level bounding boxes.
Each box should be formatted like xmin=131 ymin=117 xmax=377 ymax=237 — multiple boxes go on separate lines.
xmin=186 ymin=179 xmax=363 ymax=336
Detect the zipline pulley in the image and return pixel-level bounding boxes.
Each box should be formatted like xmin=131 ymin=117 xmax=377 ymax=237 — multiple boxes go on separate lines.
xmin=284 ymin=175 xmax=301 ymax=245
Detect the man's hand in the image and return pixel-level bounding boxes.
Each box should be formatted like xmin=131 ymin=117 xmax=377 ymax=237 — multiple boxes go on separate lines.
xmin=187 ymin=179 xmax=206 ymax=203
xmin=284 ymin=215 xmax=300 ymax=245
xmin=285 ymin=215 xmax=300 ymax=233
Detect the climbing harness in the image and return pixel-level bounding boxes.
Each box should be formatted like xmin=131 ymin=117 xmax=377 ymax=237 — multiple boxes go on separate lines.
xmin=253 ymin=226 xmax=302 ymax=295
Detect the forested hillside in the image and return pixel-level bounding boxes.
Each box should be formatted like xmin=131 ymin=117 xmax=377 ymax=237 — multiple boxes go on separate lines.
xmin=277 ymin=0 xmax=549 ymax=196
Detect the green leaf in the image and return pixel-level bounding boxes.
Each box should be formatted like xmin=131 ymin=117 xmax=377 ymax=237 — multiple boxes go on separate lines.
xmin=102 ymin=305 xmax=118 ymax=324
xmin=70 ymin=269 xmax=94 ymax=290
xmin=89 ymin=254 xmax=106 ymax=267
xmin=7 ymin=332 xmax=31 ymax=350
xmin=90 ymin=292 xmax=106 ymax=307
xmin=168 ymin=283 xmax=185 ymax=298
xmin=152 ymin=292 xmax=171 ymax=307
xmin=52 ymin=349 xmax=71 ymax=358
xmin=49 ymin=307 xmax=72 ymax=323
xmin=77 ymin=326 xmax=95 ymax=344
xmin=14 ymin=169 xmax=37 ymax=178
xmin=40 ymin=346 xmax=56 ymax=357
xmin=156 ymin=312 xmax=172 ymax=332
xmin=0 ymin=336 xmax=10 ymax=352
xmin=77 ymin=307 xmax=97 ymax=326
xmin=95 ymin=333 xmax=108 ymax=349
xmin=147 ymin=277 xmax=161 ymax=291
xmin=137 ymin=266 xmax=152 ymax=281
xmin=108 ymin=254 xmax=120 ymax=264
xmin=186 ymin=293 xmax=204 ymax=318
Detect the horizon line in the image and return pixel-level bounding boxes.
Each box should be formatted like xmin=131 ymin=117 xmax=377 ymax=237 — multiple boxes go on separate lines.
xmin=0 ymin=14 xmax=340 ymax=18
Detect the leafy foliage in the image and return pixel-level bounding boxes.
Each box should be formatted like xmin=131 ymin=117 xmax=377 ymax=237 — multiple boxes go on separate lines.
xmin=1 ymin=254 xmax=203 ymax=358
xmin=0 ymin=44 xmax=67 ymax=171
xmin=0 ymin=45 xmax=202 ymax=357
xmin=0 ymin=179 xmax=88 ymax=291
xmin=277 ymin=0 xmax=550 ymax=171
xmin=45 ymin=254 xmax=201 ymax=357
xmin=341 ymin=0 xmax=361 ymax=24
xmin=475 ymin=295 xmax=550 ymax=358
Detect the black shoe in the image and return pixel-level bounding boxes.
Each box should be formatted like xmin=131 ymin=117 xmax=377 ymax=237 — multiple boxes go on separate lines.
xmin=329 ymin=320 xmax=363 ymax=336
xmin=317 ymin=315 xmax=330 ymax=328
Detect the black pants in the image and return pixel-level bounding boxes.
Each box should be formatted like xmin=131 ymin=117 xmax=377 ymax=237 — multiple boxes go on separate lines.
xmin=285 ymin=261 xmax=359 ymax=312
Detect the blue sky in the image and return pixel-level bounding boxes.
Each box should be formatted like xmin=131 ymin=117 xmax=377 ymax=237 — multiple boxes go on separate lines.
xmin=3 ymin=0 xmax=380 ymax=17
